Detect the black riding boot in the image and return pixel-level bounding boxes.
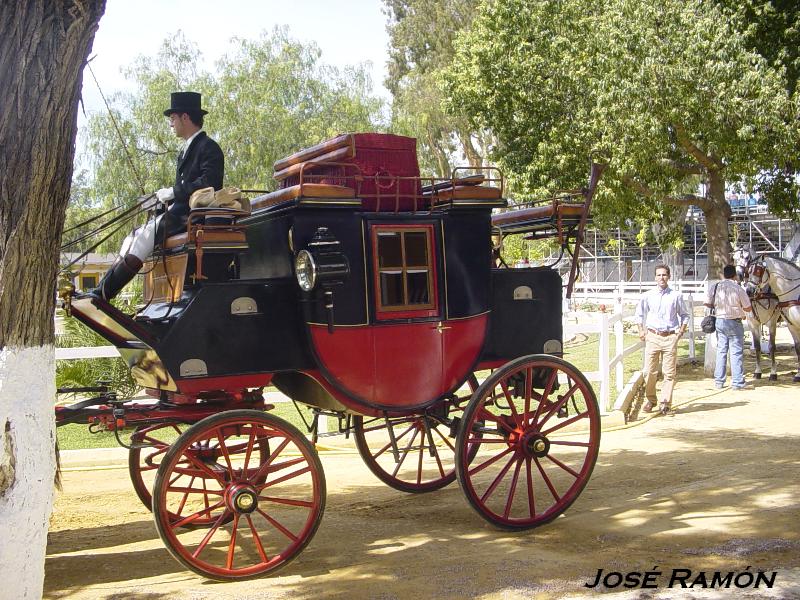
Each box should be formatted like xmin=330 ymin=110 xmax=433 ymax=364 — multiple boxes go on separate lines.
xmin=90 ymin=254 xmax=143 ymax=301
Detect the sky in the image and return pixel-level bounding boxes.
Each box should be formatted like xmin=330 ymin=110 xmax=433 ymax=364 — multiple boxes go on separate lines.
xmin=79 ymin=0 xmax=392 ymax=129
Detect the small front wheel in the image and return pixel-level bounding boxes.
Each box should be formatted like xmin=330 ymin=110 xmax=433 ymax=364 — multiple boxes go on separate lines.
xmin=353 ymin=374 xmax=481 ymax=493
xmin=152 ymin=410 xmax=326 ymax=580
xmin=456 ymin=355 xmax=600 ymax=530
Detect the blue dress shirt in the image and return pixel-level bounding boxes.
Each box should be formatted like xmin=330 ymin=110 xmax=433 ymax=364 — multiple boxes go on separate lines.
xmin=635 ymin=286 xmax=689 ymax=333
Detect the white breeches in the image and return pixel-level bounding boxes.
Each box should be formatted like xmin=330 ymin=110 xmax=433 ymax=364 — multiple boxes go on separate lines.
xmin=120 ymin=214 xmax=163 ymax=261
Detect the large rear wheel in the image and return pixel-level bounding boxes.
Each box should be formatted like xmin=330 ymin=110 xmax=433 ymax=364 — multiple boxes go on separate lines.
xmin=152 ymin=410 xmax=325 ymax=580
xmin=456 ymin=355 xmax=600 ymax=530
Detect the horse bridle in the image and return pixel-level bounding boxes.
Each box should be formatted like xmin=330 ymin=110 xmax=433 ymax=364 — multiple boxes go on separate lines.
xmin=748 ymin=256 xmax=800 ymax=309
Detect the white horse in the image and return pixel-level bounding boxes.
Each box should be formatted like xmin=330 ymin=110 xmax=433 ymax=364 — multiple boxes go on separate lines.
xmin=748 ymin=255 xmax=800 ymax=382
xmin=733 ymin=247 xmax=782 ymax=380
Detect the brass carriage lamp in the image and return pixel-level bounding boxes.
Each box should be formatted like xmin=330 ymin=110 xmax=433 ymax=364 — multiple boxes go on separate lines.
xmin=295 ymin=227 xmax=350 ymax=333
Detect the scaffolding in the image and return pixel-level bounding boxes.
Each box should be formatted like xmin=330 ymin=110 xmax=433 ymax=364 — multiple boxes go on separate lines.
xmin=536 ymin=204 xmax=798 ymax=283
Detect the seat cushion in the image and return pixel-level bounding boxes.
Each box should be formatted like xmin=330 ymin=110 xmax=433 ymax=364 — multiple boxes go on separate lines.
xmin=429 ymin=185 xmax=502 ymax=201
xmin=251 ymin=184 xmax=356 ymax=211
xmin=492 ymin=203 xmax=585 ymax=228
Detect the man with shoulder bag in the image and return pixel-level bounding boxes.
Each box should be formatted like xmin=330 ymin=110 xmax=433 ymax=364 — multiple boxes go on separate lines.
xmin=705 ymin=264 xmax=753 ymax=390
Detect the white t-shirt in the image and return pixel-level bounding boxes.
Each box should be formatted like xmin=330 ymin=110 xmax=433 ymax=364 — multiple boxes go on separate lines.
xmin=706 ymin=279 xmax=751 ymax=319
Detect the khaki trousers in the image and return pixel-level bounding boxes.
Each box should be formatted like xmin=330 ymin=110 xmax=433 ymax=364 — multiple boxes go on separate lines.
xmin=643 ymin=331 xmax=678 ymax=406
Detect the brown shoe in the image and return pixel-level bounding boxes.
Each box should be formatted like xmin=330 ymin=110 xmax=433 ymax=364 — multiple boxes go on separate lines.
xmin=659 ymin=402 xmax=670 ymax=415
xmin=642 ymin=401 xmax=654 ymax=413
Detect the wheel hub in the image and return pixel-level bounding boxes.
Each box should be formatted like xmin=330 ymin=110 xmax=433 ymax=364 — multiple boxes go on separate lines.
xmin=225 ymin=483 xmax=259 ymax=514
xmin=521 ymin=431 xmax=550 ymax=458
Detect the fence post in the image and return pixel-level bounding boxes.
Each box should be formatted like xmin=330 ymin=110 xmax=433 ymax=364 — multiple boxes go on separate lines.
xmin=598 ymin=310 xmax=610 ymax=411
xmin=615 ymin=288 xmax=624 ymax=393
xmin=687 ymin=293 xmax=695 ymax=362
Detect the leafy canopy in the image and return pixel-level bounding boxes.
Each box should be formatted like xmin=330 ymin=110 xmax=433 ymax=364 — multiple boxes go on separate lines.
xmin=444 ymin=0 xmax=797 ymax=227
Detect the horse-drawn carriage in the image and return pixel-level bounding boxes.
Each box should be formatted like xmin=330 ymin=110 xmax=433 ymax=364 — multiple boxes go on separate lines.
xmin=57 ymin=133 xmax=603 ymax=580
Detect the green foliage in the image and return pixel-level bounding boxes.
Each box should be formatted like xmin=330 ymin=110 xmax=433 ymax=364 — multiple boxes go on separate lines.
xmin=444 ymin=0 xmax=797 ymax=259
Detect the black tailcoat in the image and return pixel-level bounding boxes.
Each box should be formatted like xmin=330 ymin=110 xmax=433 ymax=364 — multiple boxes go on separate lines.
xmin=166 ymin=131 xmax=224 ymax=231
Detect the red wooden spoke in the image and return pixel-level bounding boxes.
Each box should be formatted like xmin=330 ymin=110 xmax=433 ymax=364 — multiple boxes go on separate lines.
xmin=226 ymin=514 xmax=240 ymax=570
xmin=477 ymin=404 xmax=515 ymax=434
xmin=549 ymin=440 xmax=591 ymax=448
xmin=165 ymin=484 xmax=223 ymax=497
xmin=466 ymin=436 xmax=507 ymax=444
xmin=391 ymin=426 xmax=420 ymax=478
xmin=530 ymin=368 xmax=557 ymax=425
xmin=525 ymin=457 xmax=536 ymax=518
xmin=173 ymin=500 xmax=226 ymax=528
xmin=498 ymin=379 xmax=521 ymax=426
xmin=468 ymin=446 xmax=514 ymax=477
xmin=545 ymin=453 xmax=581 ymax=478
xmin=181 ymin=452 xmax=227 ymax=486
xmin=242 ymin=429 xmax=257 ymax=474
xmin=215 ymin=428 xmax=235 ymax=475
xmin=503 ymin=456 xmax=525 ymax=519
xmin=246 ymin=514 xmax=269 ymax=564
xmin=480 ymin=452 xmax=518 ymax=503
xmin=175 ymin=475 xmax=196 ymax=517
xmin=191 ymin=510 xmax=229 ymax=558
xmin=541 ymin=410 xmax=589 ymax=436
xmin=523 ymin=367 xmax=533 ymax=425
xmin=431 ymin=424 xmax=457 ymax=452
xmin=536 ymin=381 xmax=580 ymax=429
xmin=256 ymin=507 xmax=298 ymax=542
xmin=371 ymin=422 xmax=417 ymax=460
xmin=533 ymin=456 xmax=560 ymax=503
xmin=259 ymin=466 xmax=312 ymax=490
xmin=250 ymin=437 xmax=290 ymax=483
xmin=259 ymin=496 xmax=314 ymax=508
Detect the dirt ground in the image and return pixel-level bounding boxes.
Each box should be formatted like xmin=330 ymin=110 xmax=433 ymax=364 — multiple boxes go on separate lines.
xmin=44 ymin=342 xmax=800 ymax=599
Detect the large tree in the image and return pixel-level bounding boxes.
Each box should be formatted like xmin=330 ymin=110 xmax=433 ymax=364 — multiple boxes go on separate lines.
xmin=0 ymin=1 xmax=106 ymax=597
xmin=384 ymin=0 xmax=490 ymax=175
xmin=444 ymin=0 xmax=797 ymax=276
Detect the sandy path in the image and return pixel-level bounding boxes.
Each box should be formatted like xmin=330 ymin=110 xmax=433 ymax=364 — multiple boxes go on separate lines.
xmin=44 ymin=352 xmax=800 ymax=599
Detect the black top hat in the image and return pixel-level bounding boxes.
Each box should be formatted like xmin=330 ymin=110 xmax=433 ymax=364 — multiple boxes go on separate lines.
xmin=163 ymin=91 xmax=208 ymax=116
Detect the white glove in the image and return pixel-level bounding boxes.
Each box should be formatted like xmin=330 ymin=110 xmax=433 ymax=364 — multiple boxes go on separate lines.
xmin=137 ymin=193 xmax=159 ymax=210
xmin=156 ymin=187 xmax=175 ymax=202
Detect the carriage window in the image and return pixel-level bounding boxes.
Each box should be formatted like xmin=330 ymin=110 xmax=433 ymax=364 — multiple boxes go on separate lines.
xmin=373 ymin=226 xmax=436 ymax=316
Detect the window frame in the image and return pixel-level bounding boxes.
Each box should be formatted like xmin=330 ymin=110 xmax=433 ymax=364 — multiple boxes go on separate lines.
xmin=371 ymin=224 xmax=438 ymax=320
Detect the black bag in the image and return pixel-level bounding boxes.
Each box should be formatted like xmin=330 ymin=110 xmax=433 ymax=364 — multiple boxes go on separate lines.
xmin=701 ymin=283 xmax=719 ymax=333
xmin=701 ymin=314 xmax=716 ymax=334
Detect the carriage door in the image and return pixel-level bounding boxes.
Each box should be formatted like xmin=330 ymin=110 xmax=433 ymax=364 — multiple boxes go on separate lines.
xmin=371 ymin=224 xmax=446 ymax=404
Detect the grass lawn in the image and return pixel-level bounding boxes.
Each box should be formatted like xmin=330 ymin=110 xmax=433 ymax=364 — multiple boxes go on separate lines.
xmin=57 ymin=397 xmax=321 ymax=450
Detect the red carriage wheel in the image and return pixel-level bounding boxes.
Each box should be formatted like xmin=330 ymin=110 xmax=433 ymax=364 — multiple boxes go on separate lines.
xmin=130 ymin=422 xmax=270 ymax=527
xmin=455 ymin=355 xmax=600 ymax=530
xmin=152 ymin=410 xmax=325 ymax=580
xmin=352 ymin=375 xmax=481 ymax=493
xmin=129 ymin=423 xmax=185 ymax=515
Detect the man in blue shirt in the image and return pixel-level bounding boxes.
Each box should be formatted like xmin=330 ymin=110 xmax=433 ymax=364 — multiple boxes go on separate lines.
xmin=635 ymin=264 xmax=690 ymax=415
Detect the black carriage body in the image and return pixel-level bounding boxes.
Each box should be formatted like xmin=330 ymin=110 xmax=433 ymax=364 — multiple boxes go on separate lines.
xmin=71 ymin=197 xmax=564 ymax=411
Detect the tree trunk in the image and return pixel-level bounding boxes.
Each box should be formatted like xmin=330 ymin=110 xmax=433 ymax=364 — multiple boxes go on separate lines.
xmin=0 ymin=2 xmax=105 ymax=597
xmin=703 ymin=171 xmax=733 ymax=279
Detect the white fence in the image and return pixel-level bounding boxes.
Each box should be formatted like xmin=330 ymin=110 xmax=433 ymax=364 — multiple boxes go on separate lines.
xmin=565 ymin=284 xmax=705 ymax=411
